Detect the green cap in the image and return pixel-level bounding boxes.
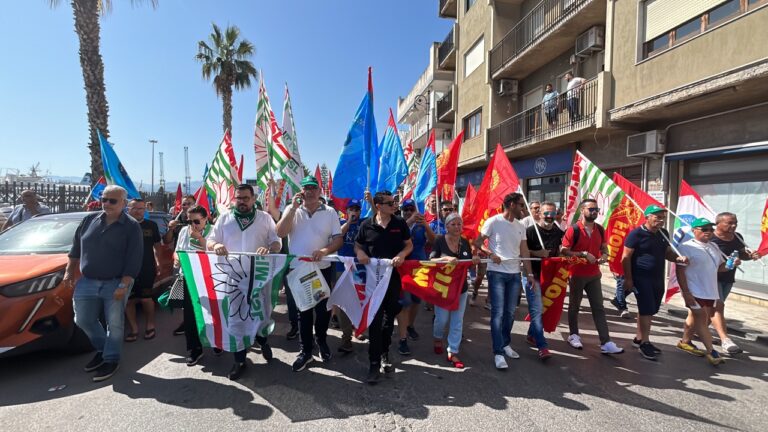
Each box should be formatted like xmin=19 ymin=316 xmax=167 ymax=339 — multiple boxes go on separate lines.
xmin=643 ymin=204 xmax=666 ymax=217
xmin=691 ymin=217 xmax=714 ymax=228
xmin=300 ymin=176 xmax=319 ymax=187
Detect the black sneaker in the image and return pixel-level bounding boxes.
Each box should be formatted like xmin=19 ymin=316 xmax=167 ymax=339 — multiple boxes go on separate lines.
xmin=318 ymin=341 xmax=332 ymax=362
xmin=337 ymin=339 xmax=354 ymax=353
xmin=84 ymin=352 xmax=104 ymax=372
xmin=92 ymin=362 xmax=119 ymax=382
xmin=173 ymin=322 xmax=185 ymax=336
xmin=260 ymin=342 xmax=273 ymax=362
xmin=228 ymin=362 xmax=246 ymax=381
xmin=639 ymin=342 xmax=658 ymax=361
xmin=633 ymin=338 xmax=662 ymax=354
xmin=398 ymin=338 xmax=411 ymax=356
xmin=366 ymin=364 xmax=382 ymax=384
xmin=186 ymin=349 xmax=203 ymax=366
xmin=212 ymin=348 xmax=223 ymax=356
xmin=610 ymin=298 xmax=627 ymax=314
xmin=381 ymin=353 xmax=394 ymax=374
xmin=286 ymin=325 xmax=299 ymax=340
xmin=406 ymin=326 xmax=419 ymax=341
xmin=292 ymin=352 xmax=314 ymax=372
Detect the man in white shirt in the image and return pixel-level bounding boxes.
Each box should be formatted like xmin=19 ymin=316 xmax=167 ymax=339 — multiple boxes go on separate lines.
xmin=675 ymin=218 xmax=726 ymax=366
xmin=521 ymin=200 xmax=540 ymax=228
xmin=277 ymin=176 xmax=343 ymax=372
xmin=473 ymin=192 xmax=536 ymax=370
xmin=2 ymin=189 xmax=50 ymax=231
xmin=207 ymin=184 xmax=282 ymax=380
xmin=565 ymin=72 xmax=586 ymax=125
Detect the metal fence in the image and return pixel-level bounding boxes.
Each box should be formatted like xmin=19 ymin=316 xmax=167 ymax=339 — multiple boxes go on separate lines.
xmin=438 ymin=26 xmax=455 ymax=66
xmin=0 ymin=182 xmax=175 ymax=213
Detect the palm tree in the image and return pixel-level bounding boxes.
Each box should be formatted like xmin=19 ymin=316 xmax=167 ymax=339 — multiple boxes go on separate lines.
xmin=196 ymin=23 xmax=258 ymax=135
xmin=49 ymin=0 xmax=158 ymax=183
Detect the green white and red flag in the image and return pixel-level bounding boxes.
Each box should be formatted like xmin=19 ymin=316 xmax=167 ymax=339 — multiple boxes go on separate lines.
xmin=402 ymin=139 xmax=419 ymax=200
xmin=203 ymin=130 xmax=240 ymax=215
xmin=178 ymin=251 xmax=292 ymax=352
xmin=254 ymin=75 xmax=291 ymax=192
xmin=281 ymin=84 xmax=305 ymax=194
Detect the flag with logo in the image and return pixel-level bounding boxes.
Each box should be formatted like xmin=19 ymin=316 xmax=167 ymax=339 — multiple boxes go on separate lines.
xmin=178 ymin=251 xmax=291 ymax=352
xmin=329 ymin=257 xmax=393 ymax=337
xmin=413 ymin=130 xmax=437 ymax=213
xmin=281 ymin=83 xmax=305 ymax=194
xmin=436 ymin=130 xmax=464 ymax=202
xmin=461 ymin=183 xmax=476 ymax=222
xmin=254 ymin=75 xmax=292 ymax=192
xmin=524 ymin=257 xmax=583 ymax=332
xmin=759 ymin=196 xmax=768 ymax=256
xmin=98 ymin=131 xmax=140 ymax=199
xmin=203 ymin=131 xmax=240 ymax=215
xmin=399 ymin=260 xmax=473 ymax=311
xmin=401 ymin=138 xmax=419 ymax=200
xmin=375 ymin=109 xmax=409 ymax=194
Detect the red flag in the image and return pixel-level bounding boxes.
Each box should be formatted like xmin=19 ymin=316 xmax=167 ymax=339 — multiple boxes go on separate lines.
xmin=759 ymin=197 xmax=768 ymax=255
xmin=461 ymin=183 xmax=476 ymax=224
xmin=173 ymin=183 xmax=183 ymax=215
xmin=524 ymin=258 xmax=583 ymax=332
xmin=463 ymin=143 xmax=521 ymax=239
xmin=436 ymin=130 xmax=465 ymax=202
xmin=237 ymin=154 xmax=244 ymax=183
xmin=398 ymin=260 xmax=473 ymax=311
xmin=193 ymin=185 xmax=211 ymax=215
xmin=328 ymin=170 xmax=348 ymax=212
xmin=314 ymin=164 xmax=324 ymax=196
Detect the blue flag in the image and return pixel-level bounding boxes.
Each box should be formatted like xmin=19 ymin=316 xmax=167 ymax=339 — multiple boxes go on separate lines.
xmin=90 ymin=176 xmax=107 ymax=200
xmin=412 ymin=130 xmax=437 ymax=213
xmin=375 ymin=109 xmax=408 ymax=195
xmin=333 ymin=68 xmax=378 ymax=204
xmin=98 ymin=130 xmax=141 ymax=199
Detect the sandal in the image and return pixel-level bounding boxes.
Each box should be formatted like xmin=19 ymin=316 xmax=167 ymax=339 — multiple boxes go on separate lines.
xmin=144 ymin=328 xmax=156 ymax=340
xmin=447 ymin=353 xmax=465 ymax=369
xmin=125 ymin=332 xmax=138 ymax=342
xmin=433 ymin=340 xmax=444 ymax=355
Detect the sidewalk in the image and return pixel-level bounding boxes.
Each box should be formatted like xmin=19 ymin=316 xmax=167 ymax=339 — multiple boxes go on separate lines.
xmin=600 ymin=277 xmax=768 ymax=346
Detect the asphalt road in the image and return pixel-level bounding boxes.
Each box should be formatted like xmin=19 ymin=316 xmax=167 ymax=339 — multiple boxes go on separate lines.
xmin=1 ymin=289 xmax=767 ymax=432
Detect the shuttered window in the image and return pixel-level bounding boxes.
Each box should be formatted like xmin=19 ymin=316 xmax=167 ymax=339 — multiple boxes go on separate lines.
xmin=644 ymin=0 xmax=728 ymax=41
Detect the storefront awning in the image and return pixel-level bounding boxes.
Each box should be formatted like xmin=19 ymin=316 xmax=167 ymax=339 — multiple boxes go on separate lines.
xmin=665 ymin=142 xmax=768 ymax=161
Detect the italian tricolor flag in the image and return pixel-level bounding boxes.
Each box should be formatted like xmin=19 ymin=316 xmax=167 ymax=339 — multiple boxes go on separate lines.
xmin=178 ymin=251 xmax=291 ymax=352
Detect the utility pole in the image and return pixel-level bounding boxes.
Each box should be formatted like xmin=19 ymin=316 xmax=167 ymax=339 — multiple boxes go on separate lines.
xmin=149 ymin=139 xmax=158 ymax=193
xmin=184 ymin=146 xmax=191 ymax=195
xmin=158 ymin=152 xmax=165 ymax=192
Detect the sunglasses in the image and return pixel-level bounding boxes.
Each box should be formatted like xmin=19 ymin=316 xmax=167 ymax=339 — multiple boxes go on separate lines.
xmin=531 ymin=207 xmax=541 ymax=211
xmin=696 ymin=227 xmax=714 ymax=232
xmin=190 ymin=219 xmax=204 ymax=225
xmin=586 ymin=207 xmax=600 ymax=213
xmin=379 ymin=201 xmax=395 ymax=207
xmin=101 ymin=198 xmax=119 ymax=205
xmin=542 ymin=211 xmax=557 ymax=217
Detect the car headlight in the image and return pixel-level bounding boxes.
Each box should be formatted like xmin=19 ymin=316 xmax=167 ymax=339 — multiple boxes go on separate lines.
xmin=1 ymin=270 xmax=65 ymax=297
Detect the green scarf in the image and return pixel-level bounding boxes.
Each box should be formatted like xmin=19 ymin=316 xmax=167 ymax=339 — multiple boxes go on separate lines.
xmin=189 ymin=224 xmax=211 ymax=250
xmin=233 ymin=207 xmax=256 ymax=231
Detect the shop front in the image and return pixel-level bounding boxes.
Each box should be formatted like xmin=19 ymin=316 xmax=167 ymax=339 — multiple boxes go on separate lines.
xmin=513 ymin=149 xmax=574 ymax=210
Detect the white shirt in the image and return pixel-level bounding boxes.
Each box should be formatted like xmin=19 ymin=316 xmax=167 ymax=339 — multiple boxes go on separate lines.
xmin=566 ymin=77 xmax=585 ymax=98
xmin=521 ymin=215 xmax=537 ymax=228
xmin=480 ymin=214 xmax=527 ymax=274
xmin=9 ymin=203 xmax=51 ymax=224
xmin=175 ymin=225 xmax=213 ymax=252
xmin=209 ymin=210 xmax=279 ymax=254
xmin=287 ymin=204 xmax=342 ymax=269
xmin=678 ymin=238 xmax=724 ymax=300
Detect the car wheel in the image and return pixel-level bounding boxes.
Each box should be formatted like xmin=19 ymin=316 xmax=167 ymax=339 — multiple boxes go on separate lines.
xmin=65 ymin=325 xmax=94 ymax=354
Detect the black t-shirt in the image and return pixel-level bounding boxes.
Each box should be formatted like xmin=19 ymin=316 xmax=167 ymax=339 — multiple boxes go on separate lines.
xmin=139 ymin=219 xmax=161 ymax=272
xmin=712 ymin=233 xmax=747 ymax=284
xmin=526 ymin=225 xmax=564 ymax=278
xmin=429 ymin=235 xmax=473 ymax=293
xmin=355 ymin=215 xmax=411 ymax=259
xmin=624 ymin=226 xmax=669 ymax=281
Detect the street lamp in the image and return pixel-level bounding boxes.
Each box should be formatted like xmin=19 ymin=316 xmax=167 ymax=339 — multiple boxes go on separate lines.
xmin=149 ymin=139 xmax=157 ymax=193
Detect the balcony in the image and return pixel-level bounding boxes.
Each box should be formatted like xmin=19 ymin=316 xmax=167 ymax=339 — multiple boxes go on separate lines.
xmin=438 ymin=25 xmax=457 ymax=70
xmin=397 ymin=43 xmax=454 ymax=125
xmin=489 ymin=0 xmax=606 ymax=79
xmin=487 ymin=77 xmax=601 ymax=153
xmin=439 ymin=0 xmax=457 ymax=18
xmin=436 ymin=86 xmax=456 ymax=122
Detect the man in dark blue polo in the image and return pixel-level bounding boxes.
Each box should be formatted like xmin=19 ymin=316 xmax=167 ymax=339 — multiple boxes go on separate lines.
xmin=64 ymin=185 xmax=143 ymax=382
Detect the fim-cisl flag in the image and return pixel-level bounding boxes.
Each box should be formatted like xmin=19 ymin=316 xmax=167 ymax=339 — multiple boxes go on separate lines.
xmin=203 ymin=131 xmax=240 ymax=215
xmin=178 ymin=251 xmax=291 ymax=352
xmin=399 ymin=260 xmax=473 ymax=311
xmin=329 ymin=257 xmax=393 ymax=337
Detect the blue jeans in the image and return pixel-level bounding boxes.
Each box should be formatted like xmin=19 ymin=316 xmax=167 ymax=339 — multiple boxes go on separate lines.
xmin=718 ymin=281 xmax=734 ymax=301
xmin=487 ymin=271 xmax=522 ymax=355
xmin=433 ymin=292 xmax=469 ymax=354
xmin=613 ymin=274 xmax=632 ymax=310
xmin=73 ymin=277 xmax=130 ymax=363
xmin=525 ymin=280 xmax=547 ymax=349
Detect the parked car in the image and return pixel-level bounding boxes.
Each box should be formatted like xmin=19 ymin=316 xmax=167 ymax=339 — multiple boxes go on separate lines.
xmin=0 ymin=211 xmax=175 ymax=358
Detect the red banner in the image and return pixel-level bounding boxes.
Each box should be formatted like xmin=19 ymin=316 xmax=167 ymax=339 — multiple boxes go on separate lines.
xmin=398 ymin=260 xmax=473 ymax=311
xmin=603 ymin=195 xmax=644 ymax=274
xmin=525 ymin=257 xmax=583 ymax=332
xmin=436 ymin=130 xmax=464 ymax=202
xmin=759 ymin=197 xmax=768 ymax=256
xmin=173 ymin=183 xmax=183 ymax=215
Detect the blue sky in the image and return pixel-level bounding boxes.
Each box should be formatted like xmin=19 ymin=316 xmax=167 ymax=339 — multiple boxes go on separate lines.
xmin=0 ymin=0 xmax=451 ymax=190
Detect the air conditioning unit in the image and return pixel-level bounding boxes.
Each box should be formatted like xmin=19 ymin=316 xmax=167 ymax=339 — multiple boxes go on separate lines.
xmin=626 ymin=130 xmax=665 ymax=157
xmin=498 ymin=79 xmax=519 ymax=97
xmin=575 ymin=26 xmax=605 ymax=57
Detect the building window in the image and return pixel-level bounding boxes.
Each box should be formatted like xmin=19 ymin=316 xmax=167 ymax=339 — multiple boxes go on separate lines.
xmin=674 ymin=17 xmax=701 ymax=43
xmin=463 ymin=109 xmax=482 ymax=140
xmin=464 ymin=36 xmax=484 ymax=78
xmin=644 ymin=33 xmax=670 ymax=58
xmin=708 ymin=0 xmax=741 ymax=27
xmin=466 ymin=0 xmax=477 ymax=12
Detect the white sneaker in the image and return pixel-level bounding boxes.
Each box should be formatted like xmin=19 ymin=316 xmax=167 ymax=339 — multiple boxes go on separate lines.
xmin=620 ymin=309 xmax=632 ymax=319
xmin=600 ymin=341 xmax=625 ymax=354
xmin=567 ymin=334 xmax=583 ymax=350
xmin=721 ymin=338 xmax=742 ymax=354
xmin=503 ymin=346 xmax=520 ymax=359
xmin=494 ymin=355 xmax=508 ymax=369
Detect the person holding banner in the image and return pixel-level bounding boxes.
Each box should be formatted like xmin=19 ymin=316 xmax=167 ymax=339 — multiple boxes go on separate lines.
xmin=355 ymin=190 xmax=413 ymax=384
xmin=561 ymin=199 xmax=624 ymax=354
xmin=430 ymin=213 xmax=480 ymax=368
xmin=276 ymin=176 xmax=343 ymax=372
xmin=473 ymin=192 xmax=537 ymax=370
xmin=207 ymin=184 xmax=282 ymax=380
xmin=335 ymin=199 xmax=365 ymax=353
xmin=621 ymin=205 xmax=689 ymax=361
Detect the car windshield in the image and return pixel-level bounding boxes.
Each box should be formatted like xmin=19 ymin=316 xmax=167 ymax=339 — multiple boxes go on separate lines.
xmin=0 ymin=216 xmax=82 ymax=255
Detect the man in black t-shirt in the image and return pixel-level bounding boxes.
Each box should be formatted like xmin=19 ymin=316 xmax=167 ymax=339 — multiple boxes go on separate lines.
xmin=711 ymin=212 xmax=761 ymax=354
xmin=355 ymin=191 xmax=413 ymax=384
xmin=125 ymin=199 xmax=162 ymax=342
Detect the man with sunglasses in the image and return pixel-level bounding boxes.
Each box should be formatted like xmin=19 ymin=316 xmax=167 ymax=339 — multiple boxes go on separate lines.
xmin=64 ymin=185 xmax=143 ymax=382
xmin=429 ymin=201 xmax=455 ymax=236
xmin=277 ymin=176 xmax=343 ymax=373
xmin=207 ymin=184 xmax=282 ymax=380
xmin=561 ymin=199 xmax=624 ymax=354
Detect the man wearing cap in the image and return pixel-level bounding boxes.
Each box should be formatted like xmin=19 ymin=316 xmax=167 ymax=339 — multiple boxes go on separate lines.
xmin=335 ymin=198 xmax=365 ymax=353
xmin=675 ymin=218 xmax=726 ymax=366
xmin=277 ymin=175 xmax=343 ymax=372
xmin=621 ymin=205 xmax=688 ymax=361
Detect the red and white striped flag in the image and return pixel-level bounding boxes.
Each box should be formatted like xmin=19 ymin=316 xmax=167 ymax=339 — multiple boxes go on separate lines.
xmin=329 ymin=257 xmax=393 ymax=337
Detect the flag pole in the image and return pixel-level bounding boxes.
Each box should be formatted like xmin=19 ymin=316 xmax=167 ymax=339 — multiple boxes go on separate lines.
xmin=622 ymin=192 xmax=686 ymax=260
xmin=519 ymin=188 xmax=546 ymax=249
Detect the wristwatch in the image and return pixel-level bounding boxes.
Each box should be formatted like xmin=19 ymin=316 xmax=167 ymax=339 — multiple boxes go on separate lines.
xmin=117 ymin=282 xmax=126 ymax=289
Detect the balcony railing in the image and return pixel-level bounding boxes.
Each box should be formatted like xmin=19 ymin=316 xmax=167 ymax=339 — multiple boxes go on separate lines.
xmin=490 ymin=0 xmax=588 ymax=76
xmin=436 ymin=88 xmax=454 ymax=121
xmin=438 ymin=27 xmax=455 ymax=67
xmin=487 ymin=77 xmax=598 ymax=151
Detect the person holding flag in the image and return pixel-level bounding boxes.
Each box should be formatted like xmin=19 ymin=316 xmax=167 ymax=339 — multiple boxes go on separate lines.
xmin=621 ymin=205 xmax=689 ymax=361
xmin=335 ymin=199 xmax=365 ymax=353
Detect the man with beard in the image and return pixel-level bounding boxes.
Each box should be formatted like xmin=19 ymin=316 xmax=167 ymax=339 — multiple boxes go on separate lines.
xmin=622 ymin=205 xmax=689 ymax=361
xmin=207 ymin=184 xmax=282 ymax=380
xmin=561 ymin=199 xmax=624 ymax=354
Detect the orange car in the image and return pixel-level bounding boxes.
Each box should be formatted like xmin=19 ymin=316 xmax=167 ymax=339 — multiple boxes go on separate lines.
xmin=0 ymin=211 xmax=175 ymax=358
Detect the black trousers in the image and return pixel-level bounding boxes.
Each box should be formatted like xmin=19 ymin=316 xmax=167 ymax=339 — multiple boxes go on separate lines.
xmin=368 ymin=277 xmax=403 ymax=365
xmin=183 ymin=279 xmax=202 ymax=353
xmin=298 ymin=266 xmax=336 ymax=354
xmin=233 ymin=335 xmax=267 ymax=363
